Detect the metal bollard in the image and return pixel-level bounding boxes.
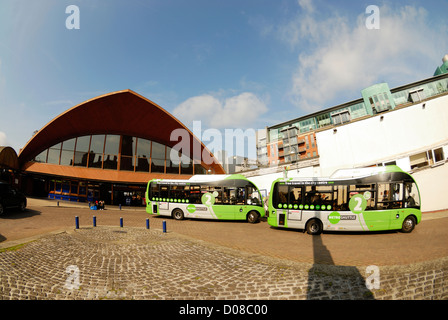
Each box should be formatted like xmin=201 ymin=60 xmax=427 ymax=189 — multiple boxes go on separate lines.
xmin=75 ymin=216 xmax=79 ymax=229
xmin=146 ymin=218 xmax=150 ymax=230
xmin=120 ymin=217 xmax=123 ymax=228
xmin=163 ymin=220 xmax=167 ymax=233
xmin=93 ymin=216 xmax=96 ymax=227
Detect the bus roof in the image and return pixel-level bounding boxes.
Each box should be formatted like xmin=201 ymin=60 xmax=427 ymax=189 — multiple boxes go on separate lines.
xmin=150 ymin=174 xmax=250 ymax=184
xmin=329 ymin=165 xmax=404 ymax=179
xmin=273 ymin=165 xmax=410 ymax=185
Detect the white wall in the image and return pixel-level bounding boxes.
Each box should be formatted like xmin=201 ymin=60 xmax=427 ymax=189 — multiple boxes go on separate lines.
xmin=412 ymin=164 xmax=448 ymax=212
xmin=316 ymin=95 xmax=448 ymax=176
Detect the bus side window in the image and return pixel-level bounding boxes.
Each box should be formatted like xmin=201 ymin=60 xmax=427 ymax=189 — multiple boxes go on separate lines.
xmin=334 ymin=185 xmax=348 ymax=211
xmin=160 ymin=186 xmax=169 ymax=200
xmin=404 ymin=182 xmax=419 ymax=208
xmin=209 ymin=186 xmax=222 ymax=204
xmin=236 ymin=187 xmax=245 ymax=205
xmin=274 ymin=185 xmax=288 ymax=208
xmin=150 ymin=183 xmax=159 ymax=200
xmin=190 ymin=185 xmax=201 ymax=204
xmin=377 ymin=183 xmax=402 ymax=209
xmin=223 ymin=186 xmax=237 ymax=205
xmin=289 ymin=186 xmax=302 ymax=206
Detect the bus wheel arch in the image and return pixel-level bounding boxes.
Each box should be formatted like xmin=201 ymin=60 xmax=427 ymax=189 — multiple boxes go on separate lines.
xmin=172 ymin=208 xmax=185 ymax=220
xmin=247 ymin=210 xmax=260 ymax=224
xmin=306 ymin=218 xmax=323 ymax=235
xmin=401 ymin=215 xmax=417 ymax=233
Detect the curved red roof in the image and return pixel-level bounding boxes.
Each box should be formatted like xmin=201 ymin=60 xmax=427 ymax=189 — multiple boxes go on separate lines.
xmin=18 ymin=90 xmax=224 ymax=182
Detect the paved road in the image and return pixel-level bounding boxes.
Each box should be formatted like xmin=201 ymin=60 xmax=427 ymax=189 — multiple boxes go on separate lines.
xmin=0 ymin=198 xmax=447 ymax=300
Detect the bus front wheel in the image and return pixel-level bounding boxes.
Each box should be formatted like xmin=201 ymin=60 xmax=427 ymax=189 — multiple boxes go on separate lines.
xmin=172 ymin=208 xmax=184 ymax=221
xmin=247 ymin=211 xmax=260 ymax=224
xmin=306 ymin=219 xmax=323 ymax=235
xmin=401 ymin=215 xmax=416 ymax=233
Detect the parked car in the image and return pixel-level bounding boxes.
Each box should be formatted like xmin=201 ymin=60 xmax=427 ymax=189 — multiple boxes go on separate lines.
xmin=0 ymin=181 xmax=27 ymax=215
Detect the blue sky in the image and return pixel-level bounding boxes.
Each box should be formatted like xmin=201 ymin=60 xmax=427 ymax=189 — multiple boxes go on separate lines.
xmin=1 ymin=0 xmax=447 ymax=157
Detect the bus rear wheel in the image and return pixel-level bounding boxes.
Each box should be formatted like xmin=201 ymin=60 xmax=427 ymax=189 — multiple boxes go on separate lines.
xmin=172 ymin=208 xmax=184 ymax=221
xmin=247 ymin=211 xmax=260 ymax=224
xmin=306 ymin=219 xmax=323 ymax=235
xmin=401 ymin=215 xmax=416 ymax=233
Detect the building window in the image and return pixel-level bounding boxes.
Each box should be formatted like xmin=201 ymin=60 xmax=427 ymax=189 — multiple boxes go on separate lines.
xmin=136 ymin=138 xmax=151 ymax=172
xmin=31 ymin=134 xmax=210 ymax=175
xmin=120 ymin=135 xmax=136 ymax=171
xmin=103 ymin=135 xmax=119 ymax=170
xmin=60 ymin=138 xmax=76 ymax=166
xmin=47 ymin=143 xmax=62 ymax=165
xmin=151 ymin=141 xmax=166 ymax=173
xmin=74 ymin=136 xmax=90 ymax=167
xmin=331 ymin=110 xmax=351 ymax=125
xmin=89 ymin=135 xmax=105 ymax=168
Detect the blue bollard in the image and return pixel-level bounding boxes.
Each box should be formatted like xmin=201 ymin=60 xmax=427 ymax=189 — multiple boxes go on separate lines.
xmin=163 ymin=220 xmax=167 ymax=233
xmin=120 ymin=217 xmax=123 ymax=228
xmin=119 ymin=204 xmax=122 ymax=210
xmin=75 ymin=216 xmax=79 ymax=229
xmin=146 ymin=218 xmax=150 ymax=230
xmin=93 ymin=216 xmax=96 ymax=227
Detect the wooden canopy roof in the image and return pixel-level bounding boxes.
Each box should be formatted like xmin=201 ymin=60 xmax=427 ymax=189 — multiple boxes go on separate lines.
xmin=18 ymin=90 xmax=224 ymax=183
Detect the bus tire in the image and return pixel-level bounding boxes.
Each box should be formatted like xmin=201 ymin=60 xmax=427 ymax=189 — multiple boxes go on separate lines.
xmin=306 ymin=218 xmax=323 ymax=235
xmin=172 ymin=208 xmax=184 ymax=221
xmin=401 ymin=215 xmax=416 ymax=233
xmin=247 ymin=211 xmax=260 ymax=224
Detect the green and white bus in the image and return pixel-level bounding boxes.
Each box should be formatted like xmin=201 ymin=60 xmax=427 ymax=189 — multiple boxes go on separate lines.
xmin=267 ymin=166 xmax=421 ymax=235
xmin=146 ymin=174 xmax=266 ymax=223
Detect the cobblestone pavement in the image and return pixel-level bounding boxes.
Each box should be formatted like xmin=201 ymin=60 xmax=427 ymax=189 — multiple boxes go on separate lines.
xmin=1 ymin=226 xmax=447 ymax=300
xmin=0 ymin=199 xmax=447 ymax=300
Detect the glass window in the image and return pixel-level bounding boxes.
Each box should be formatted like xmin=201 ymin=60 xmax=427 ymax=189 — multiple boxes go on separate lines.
xmin=90 ymin=135 xmax=105 ymax=154
xmin=304 ymin=186 xmax=333 ymax=210
xmin=433 ymin=147 xmax=445 ymax=163
xmin=47 ymin=143 xmax=61 ymax=164
xmin=181 ymin=156 xmax=193 ymax=174
xmin=120 ymin=155 xmax=135 ymax=171
xmin=103 ymin=135 xmax=119 ymax=170
xmin=62 ymin=138 xmax=76 ymax=151
xmin=151 ymin=141 xmax=165 ymax=159
xmin=273 ymin=184 xmax=288 ymax=209
xmin=104 ymin=135 xmax=120 ymax=155
xmin=75 ymin=136 xmax=91 ymax=152
xmin=103 ymin=154 xmax=118 ymax=170
xmin=166 ymin=159 xmax=180 ymax=174
xmin=377 ymin=183 xmax=401 ymax=209
xmin=136 ymin=138 xmax=151 ymax=158
xmin=60 ymin=150 xmax=74 ymax=166
xmin=74 ymin=151 xmax=88 ymax=167
xmin=170 ymin=185 xmax=190 ymax=202
xmin=404 ymin=182 xmax=420 ymax=208
xmin=194 ymin=163 xmax=206 ymax=175
xmin=136 ymin=156 xmax=150 ymax=172
xmin=89 ymin=153 xmax=103 ymax=168
xmin=150 ymin=182 xmax=160 ymax=200
xmin=34 ymin=149 xmax=48 ymax=163
xmin=70 ymin=182 xmax=78 ymax=194
xmin=151 ymin=158 xmax=165 ymax=173
xmin=121 ymin=135 xmax=135 ymax=157
xmin=223 ymin=186 xmax=237 ymax=205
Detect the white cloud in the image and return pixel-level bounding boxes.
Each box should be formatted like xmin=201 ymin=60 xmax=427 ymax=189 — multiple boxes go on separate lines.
xmin=0 ymin=132 xmax=8 ymax=146
xmin=173 ymin=92 xmax=268 ymax=129
xmin=278 ymin=4 xmax=448 ymax=112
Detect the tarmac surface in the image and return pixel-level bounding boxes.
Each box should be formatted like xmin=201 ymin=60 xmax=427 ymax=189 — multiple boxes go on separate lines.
xmin=0 ymin=198 xmax=447 ymax=300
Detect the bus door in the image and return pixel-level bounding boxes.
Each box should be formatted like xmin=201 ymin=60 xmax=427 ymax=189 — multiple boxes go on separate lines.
xmin=234 ymin=186 xmax=247 ymax=219
xmin=287 ymin=185 xmax=303 ymax=222
xmin=222 ymin=186 xmax=239 ymax=219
